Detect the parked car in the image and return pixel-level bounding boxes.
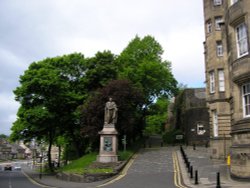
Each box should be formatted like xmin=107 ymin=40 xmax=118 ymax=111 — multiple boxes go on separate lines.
xmin=4 ymin=164 xmax=12 ymax=171
xmin=14 ymin=166 xmax=21 ymax=170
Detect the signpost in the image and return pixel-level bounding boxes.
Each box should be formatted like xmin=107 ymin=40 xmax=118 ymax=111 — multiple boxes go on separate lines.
xmin=122 ymin=135 xmax=127 ymax=152
xmin=176 ymin=134 xmax=184 ymax=145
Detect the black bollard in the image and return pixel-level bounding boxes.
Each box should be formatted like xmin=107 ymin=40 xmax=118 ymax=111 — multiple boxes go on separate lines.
xmin=216 ymin=172 xmax=221 ymax=188
xmin=187 ymin=161 xmax=190 ymax=171
xmin=184 ymin=155 xmax=188 ymax=165
xmin=195 ymin=170 xmax=198 ymax=184
xmin=190 ymin=166 xmax=193 ymax=178
xmin=161 ymin=142 xmax=163 ymax=147
xmin=193 ymin=143 xmax=196 ymax=150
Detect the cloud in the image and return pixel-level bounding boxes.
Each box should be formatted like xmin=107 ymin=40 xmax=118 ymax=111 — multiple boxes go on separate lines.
xmin=0 ymin=93 xmax=19 ymax=135
xmin=164 ymin=25 xmax=205 ymax=87
xmin=0 ymin=0 xmax=205 ymax=135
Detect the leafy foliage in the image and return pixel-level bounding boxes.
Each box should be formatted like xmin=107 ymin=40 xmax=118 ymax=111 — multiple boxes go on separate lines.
xmin=80 ymin=80 xmax=144 ymax=147
xmin=11 ymin=53 xmax=87 ymax=171
xmin=117 ymin=35 xmax=178 ymax=105
xmin=11 ymin=35 xmax=178 ymax=169
xmin=145 ymin=97 xmax=169 ymax=135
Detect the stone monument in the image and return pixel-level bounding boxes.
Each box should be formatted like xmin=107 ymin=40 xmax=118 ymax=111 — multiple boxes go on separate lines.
xmin=97 ymin=98 xmax=118 ymax=163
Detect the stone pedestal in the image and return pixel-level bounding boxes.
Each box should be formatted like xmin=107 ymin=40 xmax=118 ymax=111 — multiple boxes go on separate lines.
xmin=97 ymin=124 xmax=118 ymax=163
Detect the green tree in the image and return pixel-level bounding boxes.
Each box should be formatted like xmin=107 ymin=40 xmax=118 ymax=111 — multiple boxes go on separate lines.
xmin=117 ymin=35 xmax=178 ymax=105
xmin=145 ymin=96 xmax=169 ymax=135
xmin=11 ymin=53 xmax=87 ymax=171
xmin=117 ymin=35 xmax=178 ymax=134
xmin=80 ymin=80 xmax=144 ymax=148
xmin=84 ymin=51 xmax=117 ymax=92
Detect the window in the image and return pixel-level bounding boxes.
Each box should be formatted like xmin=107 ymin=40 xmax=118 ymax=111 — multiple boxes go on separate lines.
xmin=209 ymin=71 xmax=215 ymax=93
xmin=242 ymin=83 xmax=250 ymax=117
xmin=212 ymin=110 xmax=218 ymax=137
xmin=216 ymin=41 xmax=223 ymax=56
xmin=197 ymin=124 xmax=206 ymax=135
xmin=215 ymin=16 xmax=223 ymax=30
xmin=218 ymin=70 xmax=225 ymax=92
xmin=236 ymin=23 xmax=249 ymax=57
xmin=231 ymin=0 xmax=238 ymax=5
xmin=206 ymin=20 xmax=212 ymax=34
xmin=214 ymin=0 xmax=222 ymax=6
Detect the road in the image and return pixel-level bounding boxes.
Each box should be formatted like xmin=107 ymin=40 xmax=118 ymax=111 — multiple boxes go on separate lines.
xmin=0 ymin=161 xmax=42 ymax=188
xmin=0 ymin=146 xmax=187 ymax=188
xmin=98 ymin=147 xmax=186 ymax=188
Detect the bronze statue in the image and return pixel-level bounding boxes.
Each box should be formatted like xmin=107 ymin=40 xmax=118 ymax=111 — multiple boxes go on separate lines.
xmin=104 ymin=97 xmax=118 ymax=125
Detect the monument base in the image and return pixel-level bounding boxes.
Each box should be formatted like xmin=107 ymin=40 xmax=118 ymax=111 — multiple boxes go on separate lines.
xmin=97 ymin=124 xmax=118 ymax=163
xmin=97 ymin=154 xmax=118 ymax=163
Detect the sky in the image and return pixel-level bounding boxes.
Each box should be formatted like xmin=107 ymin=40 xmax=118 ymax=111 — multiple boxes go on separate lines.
xmin=0 ymin=0 xmax=205 ymax=135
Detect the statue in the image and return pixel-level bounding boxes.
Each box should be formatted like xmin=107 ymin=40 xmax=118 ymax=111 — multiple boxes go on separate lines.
xmin=104 ymin=97 xmax=118 ymax=125
xmin=97 ymin=97 xmax=119 ymax=162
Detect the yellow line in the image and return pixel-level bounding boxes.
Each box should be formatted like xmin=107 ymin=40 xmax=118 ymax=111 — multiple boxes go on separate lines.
xmin=172 ymin=152 xmax=188 ymax=188
xmin=22 ymin=170 xmax=57 ymax=188
xmin=97 ymin=154 xmax=138 ymax=187
xmin=173 ymin=152 xmax=182 ymax=188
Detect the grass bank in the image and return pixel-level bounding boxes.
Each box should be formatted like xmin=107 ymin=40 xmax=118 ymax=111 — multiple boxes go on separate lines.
xmin=59 ymin=150 xmax=133 ymax=175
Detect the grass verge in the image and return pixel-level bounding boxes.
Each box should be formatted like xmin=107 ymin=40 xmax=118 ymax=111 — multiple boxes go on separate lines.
xmin=58 ymin=150 xmax=134 ymax=175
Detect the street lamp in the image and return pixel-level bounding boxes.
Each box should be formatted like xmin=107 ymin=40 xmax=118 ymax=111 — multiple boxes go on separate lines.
xmin=38 ymin=154 xmax=42 ymax=179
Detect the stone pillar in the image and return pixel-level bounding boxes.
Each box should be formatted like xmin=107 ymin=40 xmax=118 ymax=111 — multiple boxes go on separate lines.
xmin=97 ymin=124 xmax=118 ymax=163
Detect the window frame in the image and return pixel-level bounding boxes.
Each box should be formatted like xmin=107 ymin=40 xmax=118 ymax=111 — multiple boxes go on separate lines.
xmin=197 ymin=123 xmax=206 ymax=135
xmin=215 ymin=16 xmax=223 ymax=31
xmin=212 ymin=110 xmax=218 ymax=137
xmin=206 ymin=20 xmax=212 ymax=34
xmin=209 ymin=71 xmax=215 ymax=94
xmin=216 ymin=41 xmax=223 ymax=57
xmin=218 ymin=69 xmax=225 ymax=92
xmin=242 ymin=83 xmax=250 ymax=118
xmin=236 ymin=23 xmax=249 ymax=58
xmin=213 ymin=0 xmax=222 ymax=6
xmin=231 ymin=0 xmax=238 ymax=5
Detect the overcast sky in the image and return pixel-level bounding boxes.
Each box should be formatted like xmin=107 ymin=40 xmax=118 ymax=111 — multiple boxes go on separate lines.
xmin=0 ymin=0 xmax=205 ymax=135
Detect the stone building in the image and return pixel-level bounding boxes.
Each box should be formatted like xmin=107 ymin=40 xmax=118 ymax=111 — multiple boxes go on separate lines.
xmin=169 ymin=88 xmax=209 ymax=145
xmin=203 ymin=0 xmax=250 ymax=179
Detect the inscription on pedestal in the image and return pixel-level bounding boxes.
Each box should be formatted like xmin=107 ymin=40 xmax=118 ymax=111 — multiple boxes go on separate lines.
xmin=103 ymin=137 xmax=113 ymax=152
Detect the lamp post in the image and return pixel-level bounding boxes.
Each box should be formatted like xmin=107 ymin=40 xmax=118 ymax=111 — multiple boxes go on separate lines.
xmin=38 ymin=154 xmax=42 ymax=179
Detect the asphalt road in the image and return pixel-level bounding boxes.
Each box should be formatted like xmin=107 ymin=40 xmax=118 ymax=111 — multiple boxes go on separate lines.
xmin=0 ymin=161 xmax=42 ymax=188
xmin=99 ymin=147 xmax=179 ymax=188
xmin=0 ymin=170 xmax=43 ymax=188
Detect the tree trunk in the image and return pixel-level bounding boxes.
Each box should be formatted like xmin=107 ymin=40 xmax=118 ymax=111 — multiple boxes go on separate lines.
xmin=47 ymin=130 xmax=54 ymax=172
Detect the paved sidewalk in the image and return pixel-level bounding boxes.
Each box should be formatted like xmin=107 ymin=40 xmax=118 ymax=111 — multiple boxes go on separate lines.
xmin=22 ymin=166 xmax=110 ymax=188
xmin=177 ymin=146 xmax=250 ymax=188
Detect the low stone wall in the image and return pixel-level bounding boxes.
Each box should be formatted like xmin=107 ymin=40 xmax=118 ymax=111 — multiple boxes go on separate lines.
xmin=56 ymin=161 xmax=126 ymax=183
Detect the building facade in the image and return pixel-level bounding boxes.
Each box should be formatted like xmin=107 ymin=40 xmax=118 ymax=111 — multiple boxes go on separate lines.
xmin=167 ymin=88 xmax=209 ymax=145
xmin=203 ymin=0 xmax=250 ymax=179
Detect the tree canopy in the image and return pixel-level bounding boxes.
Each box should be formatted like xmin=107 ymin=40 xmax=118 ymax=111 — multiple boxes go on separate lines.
xmin=117 ymin=35 xmax=178 ymax=105
xmin=11 ymin=35 xmax=178 ymax=171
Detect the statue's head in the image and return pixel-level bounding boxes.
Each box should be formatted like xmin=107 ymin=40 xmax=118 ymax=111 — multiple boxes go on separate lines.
xmin=109 ymin=97 xmax=113 ymax=101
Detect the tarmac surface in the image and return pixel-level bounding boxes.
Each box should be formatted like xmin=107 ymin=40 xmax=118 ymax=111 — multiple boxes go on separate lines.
xmin=177 ymin=146 xmax=250 ymax=188
xmin=21 ymin=145 xmax=250 ymax=188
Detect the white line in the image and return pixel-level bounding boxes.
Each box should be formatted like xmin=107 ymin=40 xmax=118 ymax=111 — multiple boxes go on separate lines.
xmin=21 ymin=170 xmax=57 ymax=188
xmin=97 ymin=154 xmax=138 ymax=187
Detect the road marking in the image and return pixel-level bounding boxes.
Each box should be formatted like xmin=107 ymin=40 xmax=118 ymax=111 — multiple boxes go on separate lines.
xmin=8 ymin=173 xmax=12 ymax=188
xmin=172 ymin=152 xmax=188 ymax=188
xmin=22 ymin=170 xmax=57 ymax=188
xmin=97 ymin=154 xmax=138 ymax=187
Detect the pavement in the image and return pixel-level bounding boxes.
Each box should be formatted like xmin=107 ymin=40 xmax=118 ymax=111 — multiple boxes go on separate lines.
xmin=22 ymin=166 xmax=108 ymax=188
xmin=21 ymin=145 xmax=250 ymax=188
xmin=176 ymin=146 xmax=250 ymax=188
